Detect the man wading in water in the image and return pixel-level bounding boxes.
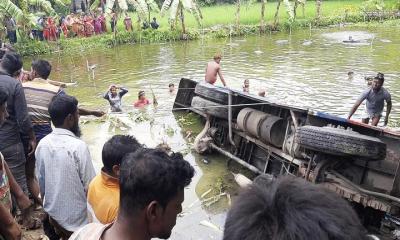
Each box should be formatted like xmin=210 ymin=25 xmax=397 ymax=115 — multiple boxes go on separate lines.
xmin=104 ymin=85 xmax=128 ymax=112
xmin=348 ymin=73 xmax=392 ymax=126
xmin=205 ymin=53 xmax=227 ymax=87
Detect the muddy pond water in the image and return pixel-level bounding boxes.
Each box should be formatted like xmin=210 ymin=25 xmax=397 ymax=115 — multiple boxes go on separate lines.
xmin=28 ymin=25 xmax=400 ymax=239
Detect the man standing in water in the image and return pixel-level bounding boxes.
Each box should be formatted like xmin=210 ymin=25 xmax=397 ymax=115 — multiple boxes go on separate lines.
xmin=205 ymin=53 xmax=227 ymax=87
xmin=104 ymin=85 xmax=128 ymax=112
xmin=348 ymin=73 xmax=392 ymax=126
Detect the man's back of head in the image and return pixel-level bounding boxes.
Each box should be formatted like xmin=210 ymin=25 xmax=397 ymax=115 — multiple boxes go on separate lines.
xmin=1 ymin=52 xmax=22 ymax=77
xmin=31 ymin=59 xmax=52 ymax=80
xmin=118 ymin=148 xmax=195 ymax=239
xmin=223 ymin=175 xmax=368 ymax=240
xmin=102 ymin=135 xmax=141 ymax=176
xmin=48 ymin=94 xmax=78 ymax=128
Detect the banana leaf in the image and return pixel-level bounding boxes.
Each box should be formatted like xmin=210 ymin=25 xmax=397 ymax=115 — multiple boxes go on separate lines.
xmin=0 ymin=0 xmax=24 ymax=22
xmin=126 ymin=0 xmax=147 ymax=20
xmin=146 ymin=0 xmax=159 ymax=12
xmin=29 ymin=0 xmax=57 ymax=15
xmin=160 ymin=0 xmax=172 ymax=16
xmin=169 ymin=0 xmax=179 ymax=22
xmin=181 ymin=0 xmax=191 ymax=11
xmin=283 ymin=0 xmax=293 ymax=21
xmin=191 ymin=0 xmax=202 ymax=26
xmin=105 ymin=0 xmax=115 ymax=14
xmin=136 ymin=0 xmax=149 ymax=20
xmin=90 ymin=0 xmax=100 ymax=10
xmin=52 ymin=0 xmax=66 ymax=7
xmin=118 ymin=0 xmax=128 ymax=11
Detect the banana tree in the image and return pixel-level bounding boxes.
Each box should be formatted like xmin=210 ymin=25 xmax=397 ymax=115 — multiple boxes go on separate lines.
xmin=101 ymin=0 xmax=159 ymax=23
xmin=260 ymin=0 xmax=266 ymax=32
xmin=0 ymin=0 xmax=59 ymax=39
xmin=161 ymin=0 xmax=202 ymax=32
xmin=273 ymin=0 xmax=294 ymax=28
xmin=293 ymin=0 xmax=305 ymax=19
xmin=316 ymin=0 xmax=322 ymax=21
xmin=234 ymin=0 xmax=257 ymax=32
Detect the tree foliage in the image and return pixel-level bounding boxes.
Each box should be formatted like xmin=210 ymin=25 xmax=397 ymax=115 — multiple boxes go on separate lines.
xmin=161 ymin=0 xmax=202 ymax=27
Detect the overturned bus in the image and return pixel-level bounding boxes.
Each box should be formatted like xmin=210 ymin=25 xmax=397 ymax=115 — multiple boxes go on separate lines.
xmin=173 ymin=78 xmax=400 ymax=235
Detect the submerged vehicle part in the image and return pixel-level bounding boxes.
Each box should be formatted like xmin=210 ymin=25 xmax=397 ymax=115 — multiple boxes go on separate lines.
xmin=174 ymin=78 xmax=400 ymax=234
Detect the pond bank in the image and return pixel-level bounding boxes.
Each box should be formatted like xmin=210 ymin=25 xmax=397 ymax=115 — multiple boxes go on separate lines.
xmin=15 ymin=13 xmax=400 ymax=57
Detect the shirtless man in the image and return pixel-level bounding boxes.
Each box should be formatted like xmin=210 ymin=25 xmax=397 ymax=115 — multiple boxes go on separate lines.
xmin=205 ymin=53 xmax=227 ymax=86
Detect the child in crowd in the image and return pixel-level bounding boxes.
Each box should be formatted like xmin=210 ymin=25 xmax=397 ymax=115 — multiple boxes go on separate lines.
xmin=243 ymin=79 xmax=250 ymax=93
xmin=87 ymin=135 xmax=142 ymax=224
xmin=133 ymin=90 xmax=150 ymax=108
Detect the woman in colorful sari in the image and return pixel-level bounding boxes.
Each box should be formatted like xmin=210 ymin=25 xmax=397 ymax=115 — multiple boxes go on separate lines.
xmin=94 ymin=13 xmax=102 ymax=35
xmin=84 ymin=14 xmax=95 ymax=37
xmin=99 ymin=12 xmax=107 ymax=33
xmin=47 ymin=17 xmax=58 ymax=41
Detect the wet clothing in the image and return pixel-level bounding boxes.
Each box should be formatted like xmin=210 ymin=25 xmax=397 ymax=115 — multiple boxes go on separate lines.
xmin=0 ymin=72 xmax=32 ymax=193
xmin=68 ymin=223 xmax=112 ymax=240
xmin=133 ymin=98 xmax=150 ymax=108
xmin=358 ymin=87 xmax=391 ymax=118
xmin=87 ymin=169 xmax=119 ymax=224
xmin=35 ymin=128 xmax=96 ymax=232
xmin=0 ymin=154 xmax=12 ymax=213
xmin=103 ymin=87 xmax=128 ymax=112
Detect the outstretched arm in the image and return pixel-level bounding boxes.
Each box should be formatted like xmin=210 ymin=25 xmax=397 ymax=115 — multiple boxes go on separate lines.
xmin=384 ymin=101 xmax=392 ymax=126
xmin=48 ymin=80 xmax=77 ymax=88
xmin=79 ymin=108 xmax=105 ymax=117
xmin=347 ymin=100 xmax=363 ymax=120
xmin=218 ymin=68 xmax=227 ymax=87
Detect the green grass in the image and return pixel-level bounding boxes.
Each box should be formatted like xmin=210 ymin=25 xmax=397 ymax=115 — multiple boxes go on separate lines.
xmin=14 ymin=0 xmax=400 ymax=56
xmin=113 ymin=0 xmax=399 ymax=31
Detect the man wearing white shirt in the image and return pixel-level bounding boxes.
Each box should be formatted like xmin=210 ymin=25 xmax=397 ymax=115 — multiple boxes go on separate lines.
xmin=35 ymin=94 xmax=96 ymax=239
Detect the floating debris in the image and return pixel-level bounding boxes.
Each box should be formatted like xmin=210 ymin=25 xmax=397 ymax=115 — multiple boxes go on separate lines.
xmin=200 ymin=188 xmax=212 ymax=199
xmin=276 ymin=39 xmax=289 ymax=45
xmin=380 ymin=39 xmax=392 ymax=43
xmin=164 ymin=125 xmax=175 ymax=137
xmin=302 ymin=40 xmax=312 ymax=46
xmin=202 ymin=157 xmax=210 ymax=164
xmin=199 ymin=220 xmax=223 ymax=232
xmin=232 ymin=172 xmax=252 ymax=188
xmin=226 ymin=43 xmax=239 ymax=47
xmin=128 ymin=111 xmax=154 ymax=123
xmin=254 ymin=50 xmax=263 ymax=54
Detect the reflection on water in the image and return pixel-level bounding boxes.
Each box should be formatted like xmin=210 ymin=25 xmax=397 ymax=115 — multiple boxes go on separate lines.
xmin=28 ymin=25 xmax=400 ymax=239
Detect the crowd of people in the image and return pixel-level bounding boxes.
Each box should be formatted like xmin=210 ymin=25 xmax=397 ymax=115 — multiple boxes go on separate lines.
xmin=0 ymin=43 xmax=384 ymax=240
xmin=2 ymin=11 xmax=161 ymax=44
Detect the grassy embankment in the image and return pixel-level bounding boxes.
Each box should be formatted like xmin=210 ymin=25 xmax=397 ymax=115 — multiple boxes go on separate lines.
xmin=15 ymin=0 xmax=400 ymax=56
